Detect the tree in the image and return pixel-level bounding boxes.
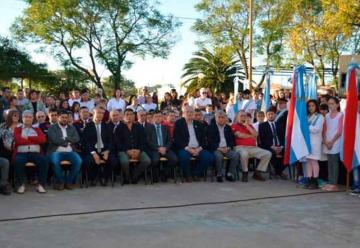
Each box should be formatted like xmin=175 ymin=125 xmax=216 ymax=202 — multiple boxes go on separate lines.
xmin=12 ymin=0 xmax=181 ymax=96
xmin=0 ymin=36 xmax=55 ymax=88
xmin=193 ymin=0 xmax=290 ymax=90
xmin=286 ymin=0 xmax=360 ymax=87
xmin=181 ymin=47 xmax=239 ymax=95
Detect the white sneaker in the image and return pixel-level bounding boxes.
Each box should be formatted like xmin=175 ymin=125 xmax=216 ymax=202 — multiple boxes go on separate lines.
xmin=36 ymin=184 xmax=47 ymax=193
xmin=17 ymin=184 xmax=26 ymax=194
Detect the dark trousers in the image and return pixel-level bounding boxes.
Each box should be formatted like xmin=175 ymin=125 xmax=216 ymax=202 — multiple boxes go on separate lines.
xmin=177 ymin=149 xmax=215 ymax=177
xmin=85 ymin=152 xmax=117 ymax=182
xmin=148 ymin=150 xmax=178 ymax=180
xmin=118 ymin=151 xmax=151 ymax=180
xmin=270 ymin=155 xmax=286 ymax=175
xmin=15 ymin=152 xmax=48 ymax=187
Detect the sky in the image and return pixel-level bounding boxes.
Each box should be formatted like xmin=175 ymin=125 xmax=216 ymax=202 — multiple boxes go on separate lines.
xmin=0 ymin=0 xmax=202 ymax=89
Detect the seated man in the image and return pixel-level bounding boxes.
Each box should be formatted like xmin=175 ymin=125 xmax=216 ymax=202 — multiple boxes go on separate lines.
xmin=108 ymin=109 xmax=122 ymax=134
xmin=146 ymin=110 xmax=178 ymax=182
xmin=115 ymin=109 xmax=151 ymax=183
xmin=13 ymin=110 xmax=48 ymax=194
xmin=162 ymin=110 xmax=176 ymax=139
xmin=173 ymin=106 xmax=214 ymax=182
xmin=83 ymin=107 xmax=117 ymax=186
xmin=207 ymin=110 xmax=239 ymax=182
xmin=0 ymin=157 xmax=11 ymax=195
xmin=231 ymin=110 xmax=271 ymax=182
xmin=258 ymin=107 xmax=287 ymax=179
xmin=47 ymin=110 xmax=82 ymax=190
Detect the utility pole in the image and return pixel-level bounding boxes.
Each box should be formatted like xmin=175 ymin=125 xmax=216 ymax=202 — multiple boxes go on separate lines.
xmin=248 ymin=0 xmax=254 ymax=91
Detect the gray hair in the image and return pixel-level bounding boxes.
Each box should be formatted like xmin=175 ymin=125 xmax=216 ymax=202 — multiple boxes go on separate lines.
xmin=215 ymin=110 xmax=227 ymax=117
xmin=22 ymin=110 xmax=33 ymax=118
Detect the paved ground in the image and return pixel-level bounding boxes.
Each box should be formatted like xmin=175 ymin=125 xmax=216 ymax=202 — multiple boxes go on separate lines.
xmin=0 ymin=180 xmax=359 ymax=248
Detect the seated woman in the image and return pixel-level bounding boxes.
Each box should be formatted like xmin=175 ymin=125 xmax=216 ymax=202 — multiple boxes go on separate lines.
xmin=13 ymin=110 xmax=48 ymax=194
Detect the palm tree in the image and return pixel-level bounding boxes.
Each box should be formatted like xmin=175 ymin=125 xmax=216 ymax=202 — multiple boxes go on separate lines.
xmin=181 ymin=47 xmax=242 ymax=94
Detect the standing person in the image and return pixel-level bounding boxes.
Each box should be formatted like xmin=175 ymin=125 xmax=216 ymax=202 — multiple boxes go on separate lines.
xmin=160 ymin=92 xmax=173 ymax=111
xmin=228 ymin=90 xmax=257 ymax=123
xmin=252 ymin=111 xmax=265 ymax=133
xmin=141 ymin=95 xmax=157 ymax=112
xmin=47 ymin=110 xmax=82 ymax=190
xmin=318 ymin=103 xmax=329 ymax=181
xmin=258 ymin=107 xmax=287 ymax=180
xmin=107 ymin=89 xmax=126 ymax=111
xmin=80 ymin=89 xmax=95 ymax=112
xmin=232 ymin=110 xmax=271 ymax=182
xmin=71 ymin=102 xmax=81 ymax=121
xmin=68 ymin=89 xmax=81 ymax=107
xmin=275 ymin=98 xmax=288 ymax=145
xmin=323 ymin=97 xmax=343 ymax=191
xmin=59 ymin=99 xmax=70 ymax=111
xmin=24 ymin=90 xmax=46 ymax=116
xmin=115 ymin=109 xmax=151 ymax=184
xmin=173 ymin=106 xmax=214 ymax=182
xmin=194 ymin=88 xmax=212 ymax=112
xmin=137 ymin=87 xmax=149 ymax=105
xmin=3 ymin=96 xmax=18 ymax=119
xmin=13 ymin=110 xmax=48 ymax=194
xmin=170 ymin=89 xmax=181 ymax=106
xmin=127 ymin=95 xmax=144 ymax=112
xmin=304 ymin=100 xmax=324 ymax=189
xmin=206 ymin=110 xmax=239 ymax=182
xmin=16 ymin=89 xmax=29 ymax=113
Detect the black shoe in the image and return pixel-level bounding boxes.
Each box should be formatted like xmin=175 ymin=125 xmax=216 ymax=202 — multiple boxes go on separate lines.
xmin=242 ymin=172 xmax=248 ymax=182
xmin=216 ymin=176 xmax=223 ymax=183
xmin=0 ymin=184 xmax=11 ymax=195
xmin=308 ymin=178 xmax=319 ymax=190
xmin=302 ymin=178 xmax=310 ymax=189
xmin=252 ymin=171 xmax=266 ymax=181
xmin=226 ymin=174 xmax=235 ymax=182
xmin=90 ymin=181 xmax=97 ymax=187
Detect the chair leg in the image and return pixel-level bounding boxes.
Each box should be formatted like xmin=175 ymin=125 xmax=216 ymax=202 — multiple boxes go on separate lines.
xmin=144 ymin=167 xmax=148 ymax=185
xmin=173 ymin=166 xmax=177 ymax=183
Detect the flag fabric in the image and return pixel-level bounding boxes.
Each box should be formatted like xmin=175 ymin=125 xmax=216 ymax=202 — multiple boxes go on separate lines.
xmin=284 ymin=65 xmax=312 ymax=165
xmin=261 ymin=72 xmax=271 ymax=112
xmin=341 ymin=64 xmax=360 ymax=172
xmin=307 ymin=72 xmax=318 ymax=100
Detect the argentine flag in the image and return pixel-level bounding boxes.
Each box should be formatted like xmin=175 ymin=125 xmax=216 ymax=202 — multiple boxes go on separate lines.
xmin=261 ymin=72 xmax=271 ymax=113
xmin=284 ymin=65 xmax=312 ymax=165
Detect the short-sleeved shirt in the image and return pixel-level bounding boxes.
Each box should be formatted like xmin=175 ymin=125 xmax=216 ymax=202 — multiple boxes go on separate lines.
xmin=231 ymin=123 xmax=256 ymax=147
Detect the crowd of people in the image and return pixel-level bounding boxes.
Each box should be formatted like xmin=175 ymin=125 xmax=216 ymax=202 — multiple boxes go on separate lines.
xmin=0 ymin=85 xmax=358 ymax=197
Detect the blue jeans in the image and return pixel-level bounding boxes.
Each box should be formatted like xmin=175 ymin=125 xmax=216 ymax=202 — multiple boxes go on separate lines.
xmin=177 ymin=149 xmax=215 ymax=177
xmin=49 ymin=152 xmax=82 ymax=184
xmin=15 ymin=152 xmax=48 ymax=187
xmin=353 ymin=167 xmax=360 ymax=189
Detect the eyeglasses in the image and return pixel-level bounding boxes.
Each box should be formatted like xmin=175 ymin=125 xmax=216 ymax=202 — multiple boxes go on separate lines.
xmin=37 ymin=116 xmax=46 ymax=118
xmin=201 ymin=92 xmax=207 ymax=95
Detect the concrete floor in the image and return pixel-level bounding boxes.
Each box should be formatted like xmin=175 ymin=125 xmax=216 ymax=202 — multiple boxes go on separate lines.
xmin=1 ymin=180 xmax=359 ymax=248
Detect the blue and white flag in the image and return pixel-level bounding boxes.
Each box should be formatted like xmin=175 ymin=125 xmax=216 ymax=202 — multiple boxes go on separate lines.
xmin=307 ymin=72 xmax=317 ymax=100
xmin=284 ymin=65 xmax=312 ymax=165
xmin=261 ymin=72 xmax=271 ymax=112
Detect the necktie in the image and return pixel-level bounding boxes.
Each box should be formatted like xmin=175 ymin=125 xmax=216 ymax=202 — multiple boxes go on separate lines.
xmin=271 ymin=122 xmax=279 ymax=146
xmin=96 ymin=124 xmax=102 ymax=153
xmin=156 ymin=125 xmax=163 ymax=147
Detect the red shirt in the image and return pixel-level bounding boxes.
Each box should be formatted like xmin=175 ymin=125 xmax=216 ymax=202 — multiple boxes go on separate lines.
xmin=162 ymin=121 xmax=175 ymax=139
xmin=231 ymin=123 xmax=256 ymax=147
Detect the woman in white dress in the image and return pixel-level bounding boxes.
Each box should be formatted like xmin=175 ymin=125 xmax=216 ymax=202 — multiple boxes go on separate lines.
xmin=305 ymin=100 xmax=324 ymax=189
xmin=323 ymin=97 xmax=343 ymax=191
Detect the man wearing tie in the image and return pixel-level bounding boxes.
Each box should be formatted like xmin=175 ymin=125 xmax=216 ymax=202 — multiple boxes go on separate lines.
xmin=83 ymin=107 xmax=117 ymax=186
xmin=258 ymin=107 xmax=287 ymax=179
xmin=146 ymin=111 xmax=178 ymax=182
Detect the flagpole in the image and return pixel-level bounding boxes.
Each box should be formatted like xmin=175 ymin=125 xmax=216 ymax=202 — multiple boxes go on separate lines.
xmin=248 ymin=0 xmax=253 ymax=91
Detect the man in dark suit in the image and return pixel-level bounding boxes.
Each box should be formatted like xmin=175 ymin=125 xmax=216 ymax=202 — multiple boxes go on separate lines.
xmin=108 ymin=109 xmax=122 ymax=134
xmin=82 ymin=106 xmax=117 ymax=186
xmin=115 ymin=109 xmax=151 ymax=183
xmin=258 ymin=107 xmax=287 ymax=179
xmin=146 ymin=110 xmax=178 ymax=182
xmin=207 ymin=110 xmax=239 ymax=182
xmin=137 ymin=110 xmax=153 ymax=129
xmin=173 ymin=106 xmax=214 ymax=182
xmin=275 ymin=98 xmax=288 ymax=143
xmin=73 ymin=106 xmax=90 ymax=136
